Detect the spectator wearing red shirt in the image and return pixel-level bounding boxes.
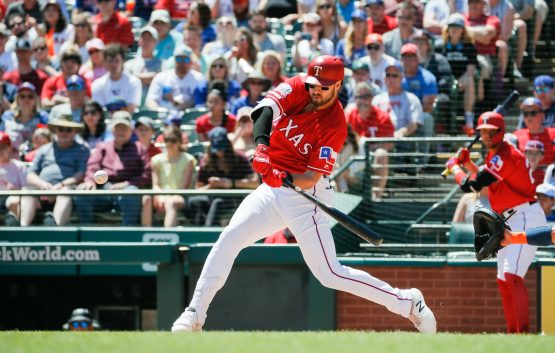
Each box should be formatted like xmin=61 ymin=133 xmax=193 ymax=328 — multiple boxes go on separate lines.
xmin=155 ymin=0 xmax=190 ymax=19
xmin=365 ymin=0 xmax=398 ymax=35
xmin=40 ymin=48 xmax=91 ymax=109
xmin=345 ymin=81 xmax=394 ymax=199
xmin=134 ymin=116 xmax=162 ymax=159
xmin=514 ymin=97 xmax=555 ymax=166
xmin=195 ymin=88 xmax=237 ymax=142
xmin=3 ymin=38 xmax=48 ymax=95
xmin=465 ymin=0 xmax=506 ymax=81
xmin=93 ymin=0 xmax=134 ymax=50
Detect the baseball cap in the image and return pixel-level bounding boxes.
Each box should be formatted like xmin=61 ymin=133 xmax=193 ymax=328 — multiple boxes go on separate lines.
xmin=0 ymin=132 xmax=12 ymax=147
xmin=476 ymin=111 xmax=504 ymax=130
xmin=110 ymin=111 xmax=132 ymax=128
xmin=401 ymin=43 xmax=418 ymax=56
xmin=15 ymin=38 xmax=31 ymax=51
xmin=174 ymin=45 xmax=193 ymax=57
xmin=302 ymin=13 xmax=321 ymax=25
xmin=17 ymin=82 xmax=36 ymax=93
xmin=365 ymin=0 xmax=384 ymax=6
xmin=135 ymin=116 xmax=155 ymax=129
xmin=520 ymin=97 xmax=542 ymax=110
xmin=0 ymin=23 xmax=11 ymax=37
xmin=525 ymin=140 xmax=544 ymax=152
xmin=237 ymin=106 xmax=253 ymax=121
xmin=41 ymin=0 xmax=60 ymax=11
xmin=351 ymin=9 xmax=367 ymax=21
xmin=208 ymin=127 xmax=231 ymax=152
xmin=86 ymin=38 xmax=105 ymax=52
xmin=385 ymin=61 xmax=404 ymax=74
xmin=150 ymin=9 xmax=171 ymax=24
xmin=66 ymin=75 xmax=85 ymax=90
xmin=537 ymin=183 xmax=555 ymax=198
xmin=352 ymin=59 xmax=369 ymax=72
xmin=140 ymin=26 xmax=159 ymax=41
xmin=105 ymin=97 xmax=128 ymax=112
xmin=302 ymin=55 xmax=344 ymax=86
xmin=447 ymin=13 xmax=466 ymax=28
xmin=411 ymin=29 xmax=432 ymax=41
xmin=365 ymin=33 xmax=383 ymax=45
xmin=534 ymin=75 xmax=554 ymax=89
xmin=242 ymin=70 xmax=272 ymax=91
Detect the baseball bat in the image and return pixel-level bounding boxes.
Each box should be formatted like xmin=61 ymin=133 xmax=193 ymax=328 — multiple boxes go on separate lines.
xmin=283 ymin=178 xmax=383 ymax=246
xmin=441 ymin=90 xmax=520 ymax=178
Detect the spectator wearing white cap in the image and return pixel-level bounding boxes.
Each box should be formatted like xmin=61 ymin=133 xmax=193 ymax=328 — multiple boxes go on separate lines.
xmin=523 ymin=140 xmax=546 ymax=187
xmin=145 ymin=46 xmax=204 ymax=111
xmin=536 ymin=183 xmax=555 ymax=221
xmin=149 ymin=9 xmax=182 ymax=62
xmin=80 ymin=38 xmax=107 ymax=82
xmin=124 ymin=26 xmax=162 ymax=102
xmin=514 ymin=97 xmax=555 ymax=166
xmin=92 ymin=43 xmax=141 ymax=112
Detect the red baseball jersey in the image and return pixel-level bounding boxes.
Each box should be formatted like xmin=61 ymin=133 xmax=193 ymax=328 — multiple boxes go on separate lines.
xmin=256 ymin=76 xmax=347 ymax=175
xmin=346 ymin=106 xmax=395 ymax=138
xmin=484 ymin=141 xmax=536 ymax=213
xmin=514 ymin=127 xmax=555 ymax=166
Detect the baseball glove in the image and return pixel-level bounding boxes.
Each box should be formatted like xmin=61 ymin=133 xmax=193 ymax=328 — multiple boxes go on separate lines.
xmin=473 ymin=207 xmax=509 ymax=261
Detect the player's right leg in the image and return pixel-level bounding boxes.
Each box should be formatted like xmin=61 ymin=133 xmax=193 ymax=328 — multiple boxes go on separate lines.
xmin=172 ymin=185 xmax=286 ymax=333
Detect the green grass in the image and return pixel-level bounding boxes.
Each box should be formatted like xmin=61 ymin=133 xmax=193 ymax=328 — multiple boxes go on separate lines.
xmin=1 ymin=331 xmax=553 ymax=353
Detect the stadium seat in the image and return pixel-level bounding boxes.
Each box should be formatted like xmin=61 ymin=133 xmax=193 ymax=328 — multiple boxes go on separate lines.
xmin=182 ymin=107 xmax=208 ymax=124
xmin=448 ymin=222 xmax=475 ymax=244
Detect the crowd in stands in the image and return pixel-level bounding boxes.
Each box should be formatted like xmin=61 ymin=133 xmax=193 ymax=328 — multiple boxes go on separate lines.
xmin=0 ymin=0 xmax=554 ymax=227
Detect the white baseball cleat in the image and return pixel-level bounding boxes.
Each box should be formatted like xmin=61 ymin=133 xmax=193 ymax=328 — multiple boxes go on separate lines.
xmin=408 ymin=288 xmax=437 ymax=333
xmin=171 ymin=307 xmax=203 ymax=333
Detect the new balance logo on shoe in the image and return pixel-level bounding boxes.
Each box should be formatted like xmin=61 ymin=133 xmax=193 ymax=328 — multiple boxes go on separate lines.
xmin=415 ymin=300 xmax=425 ymax=313
xmin=408 ymin=288 xmax=437 ymax=334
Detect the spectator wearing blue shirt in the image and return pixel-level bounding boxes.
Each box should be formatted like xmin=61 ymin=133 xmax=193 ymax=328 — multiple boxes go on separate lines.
xmin=149 ymin=10 xmax=182 ymax=61
xmin=335 ymin=9 xmax=369 ymax=68
xmin=230 ymin=71 xmax=271 ymax=115
xmin=400 ymin=43 xmax=436 ymax=149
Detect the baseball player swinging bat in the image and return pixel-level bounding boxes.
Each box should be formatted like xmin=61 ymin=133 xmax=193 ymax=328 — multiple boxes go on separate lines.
xmin=441 ymin=90 xmax=520 ymax=178
xmin=283 ymin=178 xmax=383 ymax=246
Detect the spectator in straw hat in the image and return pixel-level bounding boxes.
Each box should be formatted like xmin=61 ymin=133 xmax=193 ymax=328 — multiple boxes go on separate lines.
xmin=230 ymin=71 xmax=270 ymax=115
xmin=20 ymin=112 xmax=89 ymax=226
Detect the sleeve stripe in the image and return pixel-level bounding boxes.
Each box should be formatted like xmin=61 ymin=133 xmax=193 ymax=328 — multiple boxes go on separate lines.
xmin=484 ymin=166 xmax=503 ymax=180
xmin=253 ymin=98 xmax=282 ymax=120
xmin=307 ymin=165 xmax=332 ymax=175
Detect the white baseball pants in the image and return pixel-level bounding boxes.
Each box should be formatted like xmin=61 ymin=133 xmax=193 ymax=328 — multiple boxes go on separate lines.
xmin=188 ymin=177 xmax=413 ymax=326
xmin=497 ymin=201 xmax=546 ymax=280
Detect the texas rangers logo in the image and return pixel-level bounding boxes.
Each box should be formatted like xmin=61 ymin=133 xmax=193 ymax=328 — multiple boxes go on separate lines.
xmin=489 ymin=155 xmax=504 ymax=171
xmin=313 ymin=65 xmax=323 ymax=76
xmin=319 ymin=146 xmax=337 ymax=167
xmin=482 ymin=115 xmax=489 ymax=125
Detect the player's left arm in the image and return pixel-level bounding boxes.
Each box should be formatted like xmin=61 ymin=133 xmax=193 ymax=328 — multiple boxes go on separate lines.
xmin=502 ymin=226 xmax=555 ymax=247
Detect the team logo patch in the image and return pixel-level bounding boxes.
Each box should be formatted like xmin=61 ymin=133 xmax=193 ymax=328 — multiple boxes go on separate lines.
xmin=319 ymin=146 xmax=337 ymax=167
xmin=489 ymin=155 xmax=504 ymax=171
xmin=274 ymin=83 xmax=292 ymax=99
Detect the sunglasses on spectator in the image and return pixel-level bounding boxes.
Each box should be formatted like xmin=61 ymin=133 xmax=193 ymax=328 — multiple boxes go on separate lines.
xmin=18 ymin=94 xmax=34 ymax=99
xmin=355 ymin=94 xmax=373 ymax=99
xmin=523 ymin=110 xmax=540 ymax=117
xmin=367 ymin=44 xmax=380 ymax=51
xmin=306 ymin=83 xmax=330 ymax=91
xmin=71 ymin=321 xmax=91 ymax=329
xmin=67 ymin=85 xmax=84 ymax=91
xmin=535 ymin=86 xmax=552 ymax=93
xmin=249 ymin=80 xmax=265 ymax=86
xmin=175 ymin=56 xmax=191 ymax=64
xmin=83 ymin=110 xmax=99 ymax=116
xmin=212 ymin=64 xmax=225 ymax=69
xmin=385 ymin=73 xmax=399 ymax=78
xmin=97 ymin=0 xmax=113 ymax=3
xmin=75 ymin=23 xmax=88 ymax=28
xmin=56 ymin=127 xmax=73 ymax=133
xmin=164 ymin=137 xmax=180 ymax=144
xmin=318 ymin=4 xmax=333 ymax=9
xmin=398 ymin=16 xmax=414 ymax=20
xmin=33 ymin=46 xmax=47 ymax=52
xmin=10 ymin=21 xmax=24 ymax=28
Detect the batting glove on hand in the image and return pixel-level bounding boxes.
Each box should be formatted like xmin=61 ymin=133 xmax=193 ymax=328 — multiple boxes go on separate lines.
xmin=251 ymin=144 xmax=272 ymax=176
xmin=445 ymin=157 xmax=460 ymax=171
xmin=263 ymin=168 xmax=287 ymax=188
xmin=456 ymin=148 xmax=470 ymax=165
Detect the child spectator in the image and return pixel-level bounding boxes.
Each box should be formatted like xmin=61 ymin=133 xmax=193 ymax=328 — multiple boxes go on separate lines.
xmin=0 ymin=132 xmax=27 ymax=226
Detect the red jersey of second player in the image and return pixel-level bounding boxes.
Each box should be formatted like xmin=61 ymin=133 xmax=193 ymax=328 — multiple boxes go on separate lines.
xmin=483 ymin=141 xmax=536 ymax=213
xmin=258 ymin=76 xmax=347 ymax=175
xmin=514 ymin=127 xmax=555 ymax=166
xmin=195 ymin=113 xmax=237 ymax=135
xmin=346 ymin=106 xmax=395 ymax=138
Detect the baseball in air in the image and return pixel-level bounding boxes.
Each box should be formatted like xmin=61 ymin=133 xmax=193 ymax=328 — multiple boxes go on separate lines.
xmin=93 ymin=170 xmax=108 ymax=184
